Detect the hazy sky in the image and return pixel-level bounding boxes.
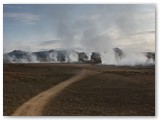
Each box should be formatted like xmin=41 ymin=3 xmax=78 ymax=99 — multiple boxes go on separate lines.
xmin=3 ymin=4 xmax=155 ymax=53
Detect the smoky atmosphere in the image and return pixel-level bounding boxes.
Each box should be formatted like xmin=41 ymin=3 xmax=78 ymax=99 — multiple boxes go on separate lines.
xmin=3 ymin=4 xmax=155 ymax=66
xmin=3 ymin=4 xmax=155 ymax=116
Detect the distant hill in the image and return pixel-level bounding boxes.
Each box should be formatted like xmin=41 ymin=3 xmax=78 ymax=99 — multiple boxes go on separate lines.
xmin=3 ymin=48 xmax=155 ymax=64
xmin=4 ymin=49 xmax=90 ymax=63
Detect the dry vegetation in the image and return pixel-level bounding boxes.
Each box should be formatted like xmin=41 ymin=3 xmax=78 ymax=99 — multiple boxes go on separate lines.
xmin=43 ymin=66 xmax=155 ymax=116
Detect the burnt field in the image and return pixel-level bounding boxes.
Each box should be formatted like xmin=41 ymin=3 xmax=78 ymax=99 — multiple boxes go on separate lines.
xmin=3 ymin=63 xmax=155 ymax=116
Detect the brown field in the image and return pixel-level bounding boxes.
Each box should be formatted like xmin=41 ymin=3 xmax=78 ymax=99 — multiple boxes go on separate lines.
xmin=3 ymin=63 xmax=155 ymax=116
xmin=3 ymin=63 xmax=85 ymax=115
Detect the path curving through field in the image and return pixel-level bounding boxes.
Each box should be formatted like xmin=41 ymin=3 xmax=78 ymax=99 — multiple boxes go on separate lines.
xmin=12 ymin=69 xmax=99 ymax=116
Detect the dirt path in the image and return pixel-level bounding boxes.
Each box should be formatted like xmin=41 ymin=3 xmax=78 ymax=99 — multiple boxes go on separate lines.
xmin=12 ymin=69 xmax=99 ymax=116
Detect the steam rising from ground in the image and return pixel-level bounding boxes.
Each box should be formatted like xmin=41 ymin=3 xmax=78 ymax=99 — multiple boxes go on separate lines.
xmin=101 ymin=51 xmax=154 ymax=66
xmin=3 ymin=50 xmax=79 ymax=64
xmin=116 ymin=53 xmax=154 ymax=66
xmin=3 ymin=5 xmax=155 ymax=66
xmin=49 ymin=5 xmax=155 ymax=66
xmin=3 ymin=49 xmax=155 ymax=66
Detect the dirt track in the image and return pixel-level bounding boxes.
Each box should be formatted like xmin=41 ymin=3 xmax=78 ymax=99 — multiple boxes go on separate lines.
xmin=12 ymin=69 xmax=99 ymax=116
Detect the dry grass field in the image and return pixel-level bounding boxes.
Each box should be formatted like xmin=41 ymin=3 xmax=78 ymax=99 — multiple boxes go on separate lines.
xmin=3 ymin=63 xmax=155 ymax=116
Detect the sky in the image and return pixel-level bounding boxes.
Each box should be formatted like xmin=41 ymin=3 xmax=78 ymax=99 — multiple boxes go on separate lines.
xmin=3 ymin=4 xmax=155 ymax=53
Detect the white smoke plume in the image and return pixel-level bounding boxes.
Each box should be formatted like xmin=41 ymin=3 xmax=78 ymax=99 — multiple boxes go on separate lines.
xmin=64 ymin=50 xmax=79 ymax=62
xmin=3 ymin=50 xmax=80 ymax=63
xmin=3 ymin=49 xmax=155 ymax=66
xmin=3 ymin=5 xmax=155 ymax=66
xmin=101 ymin=50 xmax=155 ymax=66
xmin=48 ymin=52 xmax=58 ymax=63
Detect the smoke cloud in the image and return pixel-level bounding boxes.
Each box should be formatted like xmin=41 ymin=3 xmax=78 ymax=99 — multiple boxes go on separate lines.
xmin=3 ymin=49 xmax=155 ymax=66
xmin=3 ymin=5 xmax=155 ymax=66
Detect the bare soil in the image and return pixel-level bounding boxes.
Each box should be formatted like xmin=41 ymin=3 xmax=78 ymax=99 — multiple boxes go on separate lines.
xmin=12 ymin=69 xmax=99 ymax=116
xmin=3 ymin=63 xmax=87 ymax=115
xmin=3 ymin=64 xmax=155 ymax=116
xmin=43 ymin=65 xmax=155 ymax=116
